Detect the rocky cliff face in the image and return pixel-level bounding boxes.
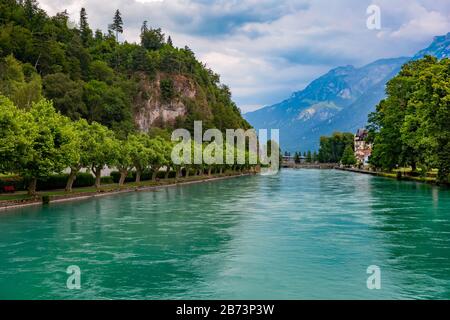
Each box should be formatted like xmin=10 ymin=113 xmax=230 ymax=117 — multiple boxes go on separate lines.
xmin=133 ymin=73 xmax=199 ymax=132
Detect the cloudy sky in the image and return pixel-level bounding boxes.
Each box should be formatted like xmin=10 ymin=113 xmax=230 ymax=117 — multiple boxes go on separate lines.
xmin=39 ymin=0 xmax=450 ymax=113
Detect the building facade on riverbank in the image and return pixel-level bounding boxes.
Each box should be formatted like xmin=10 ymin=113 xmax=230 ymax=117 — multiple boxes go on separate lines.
xmin=354 ymin=129 xmax=372 ymax=167
xmin=282 ymin=152 xmax=307 ymax=167
xmin=283 ymin=153 xmax=295 ymax=165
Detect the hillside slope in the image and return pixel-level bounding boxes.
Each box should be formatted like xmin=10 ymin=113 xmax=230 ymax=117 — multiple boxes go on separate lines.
xmin=0 ymin=0 xmax=250 ymax=137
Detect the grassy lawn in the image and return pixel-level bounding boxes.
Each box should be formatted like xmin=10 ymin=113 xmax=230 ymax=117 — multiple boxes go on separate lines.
xmin=379 ymin=169 xmax=437 ymax=183
xmin=391 ymin=167 xmax=438 ymax=178
xmin=0 ymin=172 xmax=242 ymax=203
xmin=0 ymin=193 xmax=32 ymax=201
xmin=340 ymin=167 xmax=442 ymax=185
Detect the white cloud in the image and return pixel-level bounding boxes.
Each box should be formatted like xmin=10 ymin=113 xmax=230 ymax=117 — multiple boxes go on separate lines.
xmin=390 ymin=8 xmax=450 ymax=39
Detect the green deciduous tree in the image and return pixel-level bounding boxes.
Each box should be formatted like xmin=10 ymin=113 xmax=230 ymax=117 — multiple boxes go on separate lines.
xmin=83 ymin=80 xmax=132 ymax=128
xmin=160 ymin=78 xmax=174 ymax=102
xmin=128 ymin=133 xmax=152 ymax=183
xmin=140 ymin=27 xmax=165 ymax=51
xmin=341 ymin=145 xmax=357 ymax=166
xmin=0 ymin=95 xmax=33 ymax=174
xmin=64 ymin=119 xmax=92 ymax=192
xmin=16 ymin=100 xmax=78 ymax=195
xmin=0 ymin=55 xmax=42 ymax=109
xmin=113 ymin=137 xmax=133 ymax=186
xmin=149 ymin=137 xmax=169 ymax=180
xmin=89 ymin=60 xmax=114 ymax=84
xmin=368 ymin=56 xmax=450 ymax=183
xmin=84 ymin=122 xmax=117 ymax=189
xmin=318 ymin=132 xmax=354 ymax=163
xmin=43 ymin=73 xmax=86 ymax=119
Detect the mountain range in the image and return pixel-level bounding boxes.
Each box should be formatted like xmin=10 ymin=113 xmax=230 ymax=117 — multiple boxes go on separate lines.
xmin=244 ymin=33 xmax=450 ymax=152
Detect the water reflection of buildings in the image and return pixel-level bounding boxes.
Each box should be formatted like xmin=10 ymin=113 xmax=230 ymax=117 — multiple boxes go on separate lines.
xmin=432 ymin=187 xmax=439 ymax=209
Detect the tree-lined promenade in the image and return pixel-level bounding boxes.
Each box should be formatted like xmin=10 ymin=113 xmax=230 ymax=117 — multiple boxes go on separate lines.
xmin=0 ymin=1 xmax=262 ymax=199
xmin=0 ymin=97 xmax=258 ymax=197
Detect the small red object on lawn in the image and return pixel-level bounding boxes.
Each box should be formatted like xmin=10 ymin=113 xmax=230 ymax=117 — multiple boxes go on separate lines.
xmin=3 ymin=186 xmax=15 ymax=193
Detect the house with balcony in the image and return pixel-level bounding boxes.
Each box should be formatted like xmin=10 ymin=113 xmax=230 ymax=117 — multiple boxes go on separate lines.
xmin=354 ymin=129 xmax=372 ymax=167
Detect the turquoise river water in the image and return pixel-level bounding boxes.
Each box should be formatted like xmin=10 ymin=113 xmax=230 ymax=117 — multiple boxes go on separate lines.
xmin=1 ymin=169 xmax=450 ymax=300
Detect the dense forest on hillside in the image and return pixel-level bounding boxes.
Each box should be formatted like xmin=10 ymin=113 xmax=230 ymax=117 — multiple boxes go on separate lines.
xmin=0 ymin=0 xmax=250 ymax=137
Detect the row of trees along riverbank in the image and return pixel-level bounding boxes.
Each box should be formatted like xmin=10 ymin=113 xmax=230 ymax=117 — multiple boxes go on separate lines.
xmin=313 ymin=132 xmax=357 ymax=166
xmin=293 ymin=151 xmax=318 ymax=163
xmin=288 ymin=132 xmax=356 ymax=166
xmin=0 ymin=97 xmax=259 ymax=196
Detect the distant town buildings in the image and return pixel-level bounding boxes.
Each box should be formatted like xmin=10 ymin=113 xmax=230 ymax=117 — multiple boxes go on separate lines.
xmin=298 ymin=155 xmax=307 ymax=164
xmin=354 ymin=129 xmax=372 ymax=167
xmin=282 ymin=152 xmax=306 ymax=166
xmin=283 ymin=153 xmax=295 ymax=165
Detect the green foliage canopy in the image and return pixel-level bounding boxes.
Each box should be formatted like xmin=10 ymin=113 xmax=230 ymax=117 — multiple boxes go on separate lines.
xmin=318 ymin=132 xmax=354 ymax=163
xmin=368 ymin=56 xmax=450 ymax=183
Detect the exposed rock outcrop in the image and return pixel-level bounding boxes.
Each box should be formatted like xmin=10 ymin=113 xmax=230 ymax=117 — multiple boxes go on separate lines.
xmin=134 ymin=73 xmax=199 ymax=132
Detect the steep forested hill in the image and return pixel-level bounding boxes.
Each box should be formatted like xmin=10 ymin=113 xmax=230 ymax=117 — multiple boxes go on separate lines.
xmin=0 ymin=0 xmax=250 ymax=138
